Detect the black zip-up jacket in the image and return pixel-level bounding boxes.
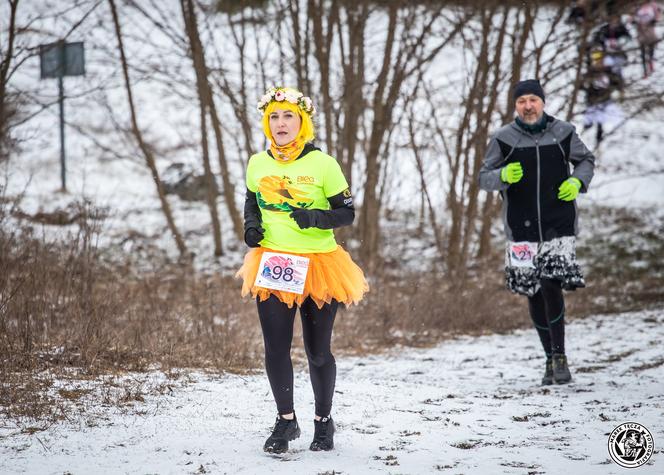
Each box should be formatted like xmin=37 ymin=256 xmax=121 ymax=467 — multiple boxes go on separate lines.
xmin=479 ymin=115 xmax=595 ymax=242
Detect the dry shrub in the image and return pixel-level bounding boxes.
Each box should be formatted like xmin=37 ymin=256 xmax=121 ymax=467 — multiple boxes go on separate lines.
xmin=334 ymin=265 xmax=527 ymax=354
xmin=0 ymin=198 xmax=525 ymax=380
xmin=0 ymin=200 xmax=261 ymax=382
xmin=0 ymin=198 xmax=264 ymax=420
xmin=335 ymin=205 xmax=664 ymax=353
xmin=2 ymin=195 xmax=662 ymax=422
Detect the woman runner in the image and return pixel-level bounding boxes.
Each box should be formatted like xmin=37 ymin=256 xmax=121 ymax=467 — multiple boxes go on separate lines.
xmin=237 ymin=86 xmax=368 ymax=454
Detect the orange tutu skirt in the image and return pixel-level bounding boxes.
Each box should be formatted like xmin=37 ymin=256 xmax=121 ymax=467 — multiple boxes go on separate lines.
xmin=236 ymin=246 xmax=369 ymax=308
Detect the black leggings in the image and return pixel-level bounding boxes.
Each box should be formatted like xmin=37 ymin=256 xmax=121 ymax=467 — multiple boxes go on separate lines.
xmin=257 ymin=295 xmax=338 ymax=417
xmin=527 ymin=278 xmax=566 ymax=357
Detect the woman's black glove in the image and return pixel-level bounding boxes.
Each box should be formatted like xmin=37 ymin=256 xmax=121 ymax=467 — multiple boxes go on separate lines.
xmin=244 ymin=189 xmax=264 ymax=247
xmin=244 ymin=227 xmax=264 ymax=247
xmin=289 ymin=209 xmax=317 ymax=229
xmin=289 ymin=189 xmax=355 ymax=230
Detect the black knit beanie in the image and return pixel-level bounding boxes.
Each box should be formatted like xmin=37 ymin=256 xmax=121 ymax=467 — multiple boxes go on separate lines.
xmin=513 ymin=79 xmax=545 ymax=103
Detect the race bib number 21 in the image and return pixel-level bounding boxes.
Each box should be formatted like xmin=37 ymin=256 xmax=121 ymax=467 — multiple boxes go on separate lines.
xmin=254 ymin=252 xmax=310 ymax=295
xmin=509 ymin=242 xmax=538 ymax=268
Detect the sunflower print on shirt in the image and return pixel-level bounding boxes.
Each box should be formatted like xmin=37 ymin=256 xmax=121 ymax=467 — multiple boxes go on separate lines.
xmin=256 ymin=175 xmax=315 ymax=212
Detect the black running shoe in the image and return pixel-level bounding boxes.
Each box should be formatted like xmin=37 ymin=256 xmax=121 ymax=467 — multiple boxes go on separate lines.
xmin=263 ymin=415 xmax=300 ymax=454
xmin=541 ymin=358 xmax=554 ymax=386
xmin=309 ymin=416 xmax=335 ymax=451
xmin=552 ymin=353 xmax=572 ymax=384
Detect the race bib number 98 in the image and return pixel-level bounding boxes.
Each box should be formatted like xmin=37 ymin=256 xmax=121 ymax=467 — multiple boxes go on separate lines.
xmin=254 ymin=252 xmax=310 ymax=295
xmin=509 ymin=241 xmax=538 ymax=268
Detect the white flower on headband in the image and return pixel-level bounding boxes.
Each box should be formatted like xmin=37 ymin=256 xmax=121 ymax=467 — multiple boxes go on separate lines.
xmin=302 ymin=97 xmax=314 ymax=114
xmin=257 ymin=87 xmax=316 ymax=116
xmin=284 ymin=89 xmax=300 ymax=103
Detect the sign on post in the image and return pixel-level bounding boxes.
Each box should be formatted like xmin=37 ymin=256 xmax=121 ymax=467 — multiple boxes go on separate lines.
xmin=39 ymin=41 xmax=85 ymax=78
xmin=38 ymin=41 xmax=85 ymax=192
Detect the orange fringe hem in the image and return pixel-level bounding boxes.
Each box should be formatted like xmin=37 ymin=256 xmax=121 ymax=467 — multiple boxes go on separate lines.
xmin=236 ymin=246 xmax=369 ymax=309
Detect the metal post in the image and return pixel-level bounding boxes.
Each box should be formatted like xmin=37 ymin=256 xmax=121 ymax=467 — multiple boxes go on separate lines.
xmin=58 ymin=74 xmax=66 ymax=192
xmin=39 ymin=40 xmax=84 ymax=193
xmin=58 ymin=41 xmax=66 ymax=192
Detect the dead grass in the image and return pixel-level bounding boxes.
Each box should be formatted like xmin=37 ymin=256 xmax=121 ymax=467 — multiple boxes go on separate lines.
xmin=0 ymin=202 xmax=262 ymax=369
xmin=570 ymin=206 xmax=664 ymax=316
xmin=0 ymin=199 xmax=262 ymax=421
xmin=1 ymin=200 xmax=662 ymax=423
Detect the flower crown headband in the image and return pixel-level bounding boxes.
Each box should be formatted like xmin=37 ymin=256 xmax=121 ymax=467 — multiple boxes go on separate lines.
xmin=257 ymin=87 xmax=316 ymax=116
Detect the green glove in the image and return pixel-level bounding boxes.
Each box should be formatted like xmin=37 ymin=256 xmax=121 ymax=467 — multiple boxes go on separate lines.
xmin=558 ymin=177 xmax=582 ymax=201
xmin=500 ymin=162 xmax=523 ymax=184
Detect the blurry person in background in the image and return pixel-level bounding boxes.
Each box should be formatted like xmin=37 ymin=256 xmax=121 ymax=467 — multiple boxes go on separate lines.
xmin=582 ymin=48 xmax=623 ymax=146
xmin=581 ymin=64 xmax=623 ymax=147
xmin=567 ymin=0 xmax=602 ymax=25
xmin=631 ymin=1 xmax=661 ymax=77
xmin=594 ymin=14 xmax=632 ymax=90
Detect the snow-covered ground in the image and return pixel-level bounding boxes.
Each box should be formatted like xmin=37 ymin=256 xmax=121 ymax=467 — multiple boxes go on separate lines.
xmin=1 ymin=308 xmax=662 ymax=474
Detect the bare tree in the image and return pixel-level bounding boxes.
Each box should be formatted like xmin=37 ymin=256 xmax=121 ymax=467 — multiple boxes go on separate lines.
xmin=405 ymin=2 xmax=597 ymax=278
xmin=407 ymin=105 xmax=445 ymax=256
xmin=333 ymin=2 xmax=369 ymax=181
xmin=358 ymin=4 xmax=468 ymax=269
xmin=0 ymin=0 xmax=20 ymax=160
xmin=180 ymin=0 xmax=224 ymax=256
xmin=205 ymin=7 xmax=259 ymax=164
xmin=7 ymin=0 xmax=660 ymax=281
xmin=180 ymin=0 xmax=243 ymax=241
xmin=108 ymin=0 xmax=188 ymax=257
xmin=308 ymin=0 xmax=340 ymax=155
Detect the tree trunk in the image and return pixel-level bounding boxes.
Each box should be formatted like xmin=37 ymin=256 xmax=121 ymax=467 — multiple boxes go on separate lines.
xmin=180 ymin=0 xmax=223 ymax=256
xmin=566 ymin=20 xmax=593 ymax=122
xmin=502 ymin=6 xmax=534 ymax=124
xmin=181 ymin=0 xmax=243 ymax=240
xmin=408 ymin=113 xmax=445 ymax=257
xmin=0 ymin=0 xmax=19 ymax=159
xmin=457 ymin=6 xmax=507 ymax=272
xmin=308 ymin=0 xmax=338 ymax=154
xmin=336 ymin=3 xmax=368 ymax=181
xmin=477 ymin=8 xmax=510 ymax=259
xmin=359 ymin=4 xmax=399 ymax=270
xmin=108 ymin=0 xmax=188 ymax=257
xmin=476 ymin=193 xmax=497 ymax=258
xmin=199 ymin=95 xmax=223 ymax=257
